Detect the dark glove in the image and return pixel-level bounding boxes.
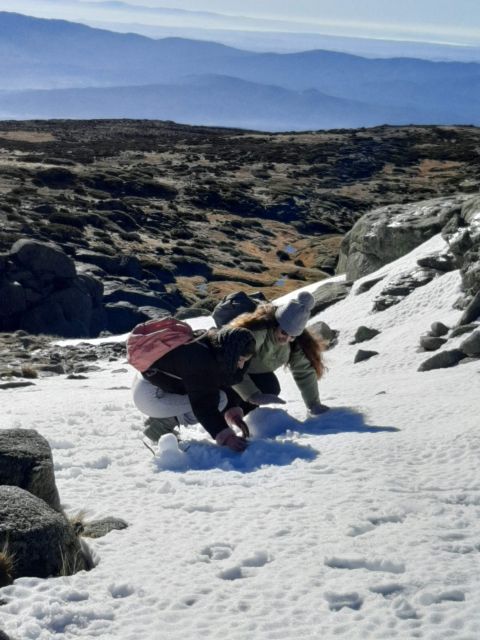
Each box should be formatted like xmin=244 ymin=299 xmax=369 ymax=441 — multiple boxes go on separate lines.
xmin=307 ymin=402 xmax=330 ymax=416
xmin=248 ymin=392 xmax=286 ymax=406
xmin=216 ymin=427 xmax=248 ymax=452
xmin=224 ymin=407 xmax=250 ymax=438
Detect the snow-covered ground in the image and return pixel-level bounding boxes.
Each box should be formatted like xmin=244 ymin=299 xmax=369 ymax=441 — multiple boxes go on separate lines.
xmin=1 ymin=234 xmax=480 ymax=640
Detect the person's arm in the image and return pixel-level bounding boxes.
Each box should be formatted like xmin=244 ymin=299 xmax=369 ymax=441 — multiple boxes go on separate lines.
xmin=288 ymin=344 xmax=321 ymax=410
xmin=184 ymin=381 xmax=248 ymax=451
xmin=232 ymin=329 xmax=267 ymax=401
xmin=182 ymin=374 xmax=227 ymax=439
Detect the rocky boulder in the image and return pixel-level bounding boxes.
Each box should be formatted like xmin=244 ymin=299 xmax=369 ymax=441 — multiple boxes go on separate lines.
xmin=10 ymin=238 xmax=76 ymax=279
xmin=0 ymin=486 xmax=90 ymax=581
xmin=430 ymin=321 xmax=449 ymax=337
xmin=81 ymin=516 xmax=128 ymax=539
xmin=0 ymin=239 xmax=105 ymax=337
xmin=0 ymin=429 xmax=61 ymax=511
xmin=450 ymin=323 xmax=479 ymax=338
xmin=352 ymin=326 xmax=380 ymax=343
xmin=76 ymin=250 xmax=144 ymax=279
xmin=419 ymin=336 xmax=447 ymax=351
xmin=459 ymin=330 xmax=480 ymax=357
xmin=310 ymin=320 xmax=339 ymax=348
xmin=104 ymin=301 xmax=151 ymax=334
xmin=337 ymin=195 xmax=467 ymax=281
xmin=418 ymin=349 xmax=466 ymax=371
xmin=442 ymin=194 xmax=480 ymax=317
xmin=372 ymin=267 xmax=438 ymax=312
xmin=354 ymin=349 xmax=379 ymax=363
xmin=311 ymin=281 xmax=352 ymax=314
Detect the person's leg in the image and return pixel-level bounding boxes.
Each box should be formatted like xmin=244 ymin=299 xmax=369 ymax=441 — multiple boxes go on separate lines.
xmin=132 ymin=375 xmax=192 ymax=418
xmin=132 ymin=376 xmax=191 ymax=442
xmin=237 ymin=372 xmax=281 ymax=416
xmin=132 ymin=376 xmax=228 ymax=440
xmin=249 ymin=372 xmax=281 ymax=395
xmin=177 ymin=390 xmax=227 ymax=428
xmin=143 ymin=416 xmax=179 ymax=441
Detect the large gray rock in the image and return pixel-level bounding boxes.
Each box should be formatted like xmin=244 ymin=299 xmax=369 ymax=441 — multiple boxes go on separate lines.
xmin=0 ymin=282 xmax=26 ymax=318
xmin=443 ymin=195 xmax=480 ymax=300
xmin=373 ymin=268 xmax=438 ymax=312
xmin=459 ymin=330 xmax=480 ymax=357
xmin=311 ymin=281 xmax=352 ymax=314
xmin=352 ymin=326 xmax=380 ymax=343
xmin=354 ymin=349 xmax=379 ymax=363
xmin=450 ymin=323 xmax=479 ymax=338
xmin=76 ymin=251 xmax=143 ymax=279
xmin=417 ymin=252 xmax=456 ymax=272
xmin=458 ymin=290 xmax=480 ymax=325
xmin=337 ymin=195 xmax=467 ymax=281
xmin=309 ymin=320 xmax=339 ymax=348
xmin=0 ymin=429 xmax=61 ymax=511
xmin=20 ymin=299 xmax=90 ymax=338
xmin=430 ymin=321 xmax=449 ymax=337
xmin=418 ymin=349 xmax=466 ymax=371
xmin=10 ymin=239 xmax=76 ymax=279
xmin=105 ymin=301 xmax=150 ymax=334
xmin=0 ymin=486 xmax=89 ymax=581
xmin=420 ymin=336 xmax=447 ymax=351
xmin=0 ymin=239 xmax=106 ymax=337
xmin=82 ymin=516 xmax=128 ymax=539
xmin=103 ymin=286 xmax=170 ymax=309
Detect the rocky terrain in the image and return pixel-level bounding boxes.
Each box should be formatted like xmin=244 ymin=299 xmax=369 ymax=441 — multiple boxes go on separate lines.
xmin=0 ymin=120 xmax=479 ymax=346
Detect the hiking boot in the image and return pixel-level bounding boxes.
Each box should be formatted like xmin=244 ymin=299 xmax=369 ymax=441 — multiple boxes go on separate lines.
xmin=143 ymin=416 xmax=179 ymax=443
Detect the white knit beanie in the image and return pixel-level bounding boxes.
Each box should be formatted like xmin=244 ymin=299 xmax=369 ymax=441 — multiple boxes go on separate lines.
xmin=275 ymin=291 xmax=315 ymax=336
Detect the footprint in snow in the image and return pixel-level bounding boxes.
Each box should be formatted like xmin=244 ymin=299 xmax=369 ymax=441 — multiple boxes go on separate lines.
xmin=347 ymin=513 xmax=406 ymax=537
xmin=324 ymin=590 xmax=363 ymax=611
xmin=324 ymin=555 xmax=405 ymax=574
xmin=418 ymin=589 xmax=465 ymax=605
xmin=369 ymin=582 xmax=405 ymax=599
xmin=199 ymin=543 xmax=234 ymax=561
xmin=218 ymin=551 xmax=271 ymax=581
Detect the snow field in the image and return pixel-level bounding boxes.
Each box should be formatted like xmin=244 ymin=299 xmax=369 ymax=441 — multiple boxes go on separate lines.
xmin=1 ymin=233 xmax=480 ymax=639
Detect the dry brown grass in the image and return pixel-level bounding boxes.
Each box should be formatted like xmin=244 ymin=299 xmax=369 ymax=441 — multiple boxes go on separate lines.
xmin=0 ymin=545 xmax=14 ymax=587
xmin=0 ymin=130 xmax=56 ymax=142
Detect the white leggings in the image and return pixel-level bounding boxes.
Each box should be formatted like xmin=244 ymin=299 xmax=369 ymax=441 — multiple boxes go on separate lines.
xmin=132 ymin=375 xmax=227 ymax=424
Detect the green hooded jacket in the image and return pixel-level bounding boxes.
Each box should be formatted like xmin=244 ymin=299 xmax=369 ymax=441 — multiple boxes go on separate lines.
xmin=232 ymin=328 xmax=320 ymax=409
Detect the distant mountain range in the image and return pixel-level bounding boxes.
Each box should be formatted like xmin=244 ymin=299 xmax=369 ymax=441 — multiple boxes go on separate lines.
xmin=1 ymin=11 xmax=480 ymax=130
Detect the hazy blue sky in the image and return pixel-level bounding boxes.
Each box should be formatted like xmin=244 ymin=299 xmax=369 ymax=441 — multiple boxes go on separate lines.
xmin=1 ymin=0 xmax=479 ymax=46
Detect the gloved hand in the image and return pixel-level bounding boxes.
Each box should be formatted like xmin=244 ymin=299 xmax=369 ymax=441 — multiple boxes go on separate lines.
xmin=216 ymin=427 xmax=248 ymax=452
xmin=248 ymin=392 xmax=286 ymax=406
xmin=307 ymin=402 xmax=330 ymax=416
xmin=224 ymin=407 xmax=250 ymax=438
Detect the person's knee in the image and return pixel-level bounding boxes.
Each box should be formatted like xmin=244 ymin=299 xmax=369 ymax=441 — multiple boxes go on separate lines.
xmin=253 ymin=372 xmax=280 ymax=395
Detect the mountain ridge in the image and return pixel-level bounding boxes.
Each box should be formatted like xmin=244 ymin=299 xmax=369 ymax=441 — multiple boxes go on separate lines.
xmin=1 ymin=11 xmax=479 ymax=129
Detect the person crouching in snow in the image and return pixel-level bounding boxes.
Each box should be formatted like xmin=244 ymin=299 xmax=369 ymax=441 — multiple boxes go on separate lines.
xmin=229 ymin=291 xmax=328 ymax=417
xmin=132 ymin=326 xmax=256 ymax=452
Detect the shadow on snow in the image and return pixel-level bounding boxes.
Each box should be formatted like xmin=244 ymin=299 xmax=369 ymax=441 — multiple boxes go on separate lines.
xmin=153 ymin=407 xmax=397 ymax=473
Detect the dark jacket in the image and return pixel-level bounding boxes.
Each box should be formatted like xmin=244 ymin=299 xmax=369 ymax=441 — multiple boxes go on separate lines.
xmin=142 ymin=334 xmax=246 ymax=439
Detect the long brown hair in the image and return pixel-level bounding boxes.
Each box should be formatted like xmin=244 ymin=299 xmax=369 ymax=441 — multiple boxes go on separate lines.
xmin=230 ymin=303 xmax=326 ymax=379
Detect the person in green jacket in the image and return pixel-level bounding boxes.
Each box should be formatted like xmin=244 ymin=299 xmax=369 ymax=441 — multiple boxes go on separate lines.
xmin=229 ymin=291 xmax=329 ymax=417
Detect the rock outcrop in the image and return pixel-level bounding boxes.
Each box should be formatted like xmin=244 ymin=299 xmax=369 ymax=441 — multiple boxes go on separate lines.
xmin=338 ymin=192 xmax=480 ymax=325
xmin=442 ymin=194 xmax=480 ymax=319
xmin=0 ymin=429 xmax=61 ymax=511
xmin=337 ymin=195 xmax=467 ymax=281
xmin=311 ymin=281 xmax=353 ymax=314
xmin=0 ymin=486 xmax=90 ymax=581
xmin=0 ymin=239 xmax=105 ymax=337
